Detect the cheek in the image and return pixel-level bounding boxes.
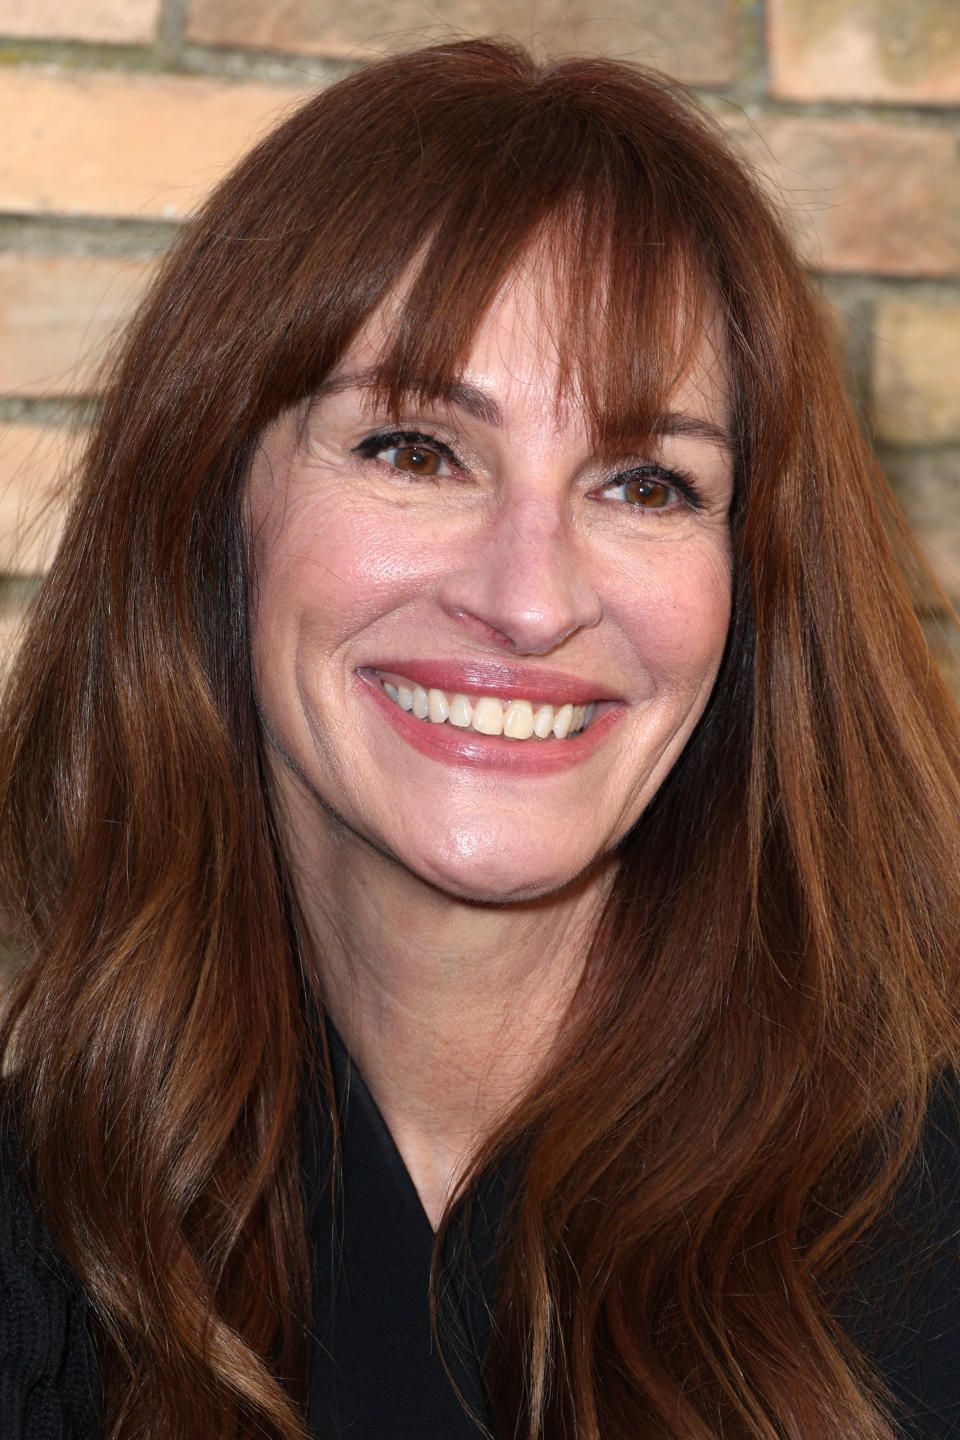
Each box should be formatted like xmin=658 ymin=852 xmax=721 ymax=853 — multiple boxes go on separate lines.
xmin=611 ymin=546 xmax=733 ymax=685
xmin=250 ymin=496 xmax=443 ymax=643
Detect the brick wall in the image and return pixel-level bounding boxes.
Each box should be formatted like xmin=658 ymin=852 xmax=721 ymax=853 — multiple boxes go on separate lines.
xmin=1 ymin=0 xmax=958 ymax=672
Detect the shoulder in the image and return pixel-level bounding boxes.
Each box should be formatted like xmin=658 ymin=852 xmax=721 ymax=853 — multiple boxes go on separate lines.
xmin=0 ymin=1102 xmax=101 ymax=1439
xmin=836 ymin=1072 xmax=960 ymax=1438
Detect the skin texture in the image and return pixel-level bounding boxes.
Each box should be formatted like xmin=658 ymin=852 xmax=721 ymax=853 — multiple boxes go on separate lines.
xmin=246 ymin=270 xmax=735 ymax=1221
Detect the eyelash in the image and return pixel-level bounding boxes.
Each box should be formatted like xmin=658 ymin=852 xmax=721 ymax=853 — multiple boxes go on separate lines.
xmin=599 ymin=464 xmax=705 ymax=513
xmin=353 ymin=428 xmax=704 ymax=512
xmin=353 ymin=430 xmax=462 ymax=477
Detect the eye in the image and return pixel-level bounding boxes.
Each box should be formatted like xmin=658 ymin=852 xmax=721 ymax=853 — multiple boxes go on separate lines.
xmin=598 ymin=464 xmax=703 ymax=513
xmin=353 ymin=429 xmax=459 ymax=479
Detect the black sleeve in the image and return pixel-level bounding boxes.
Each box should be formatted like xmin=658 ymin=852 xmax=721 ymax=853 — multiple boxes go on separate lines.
xmin=836 ymin=1075 xmax=960 ymax=1439
xmin=0 ymin=1117 xmax=101 ymax=1440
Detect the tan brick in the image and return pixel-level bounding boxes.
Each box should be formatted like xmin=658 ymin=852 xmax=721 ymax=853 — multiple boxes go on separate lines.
xmin=0 ymin=253 xmax=156 ymax=397
xmin=883 ymin=449 xmax=960 ymax=600
xmin=0 ymin=576 xmax=44 ymax=694
xmin=0 ymin=69 xmax=309 ymax=220
xmin=728 ymin=116 xmax=960 ymax=276
xmin=186 ymin=0 xmax=736 ymax=86
xmin=769 ymin=0 xmax=960 ymax=106
xmin=0 ymin=589 xmax=33 ymax=676
xmin=0 ymin=0 xmax=160 ymax=44
xmin=920 ymin=611 xmax=960 ymax=701
xmin=0 ymin=424 xmax=77 ymax=573
xmin=872 ymin=297 xmax=960 ymax=443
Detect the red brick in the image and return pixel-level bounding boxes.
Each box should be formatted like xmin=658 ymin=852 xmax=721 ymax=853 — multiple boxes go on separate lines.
xmin=0 ymin=69 xmax=310 ymax=221
xmin=186 ymin=0 xmax=737 ymax=86
xmin=769 ymin=0 xmax=960 ymax=106
xmin=727 ymin=115 xmax=960 ymax=276
xmin=0 ymin=253 xmax=156 ymax=397
xmin=0 ymin=423 xmax=76 ymax=573
xmin=0 ymin=0 xmax=160 ymax=44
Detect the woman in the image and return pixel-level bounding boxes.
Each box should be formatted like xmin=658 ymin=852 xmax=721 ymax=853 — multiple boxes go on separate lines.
xmin=2 ymin=35 xmax=960 ymax=1440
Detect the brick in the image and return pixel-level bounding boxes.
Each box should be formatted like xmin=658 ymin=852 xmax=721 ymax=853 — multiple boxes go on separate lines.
xmin=872 ymin=297 xmax=960 ymax=443
xmin=727 ymin=115 xmax=960 ymax=277
xmin=0 ymin=423 xmax=76 ymax=573
xmin=186 ymin=0 xmax=737 ymax=86
xmin=0 ymin=587 xmax=34 ymax=674
xmin=7 ymin=72 xmax=955 ymax=281
xmin=0 ymin=0 xmax=160 ymax=44
xmin=0 ymin=575 xmax=44 ymax=691
xmin=0 ymin=69 xmax=309 ymax=220
xmin=769 ymin=0 xmax=960 ymax=106
xmin=0 ymin=253 xmax=156 ymax=397
xmin=920 ymin=612 xmax=960 ymax=701
xmin=883 ymin=449 xmax=960 ymax=599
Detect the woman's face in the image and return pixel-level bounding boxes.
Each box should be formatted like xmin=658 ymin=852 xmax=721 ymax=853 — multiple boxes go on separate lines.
xmin=246 ymin=275 xmax=735 ymax=903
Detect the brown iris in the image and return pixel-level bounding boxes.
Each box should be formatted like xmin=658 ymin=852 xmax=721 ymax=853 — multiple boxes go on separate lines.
xmin=622 ymin=476 xmax=672 ymax=508
xmin=392 ymin=445 xmax=442 ymax=475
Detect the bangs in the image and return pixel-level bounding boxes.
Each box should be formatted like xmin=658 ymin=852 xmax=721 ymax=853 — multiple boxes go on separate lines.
xmin=369 ymin=195 xmax=718 ymax=457
xmin=249 ymin=46 xmax=738 ymax=460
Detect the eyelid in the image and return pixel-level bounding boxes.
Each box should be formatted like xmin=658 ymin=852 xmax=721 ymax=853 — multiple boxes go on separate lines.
xmin=351 ymin=433 xmax=706 ymax=511
xmin=601 ymin=462 xmax=706 ymax=511
xmin=353 ymin=428 xmax=464 ymax=471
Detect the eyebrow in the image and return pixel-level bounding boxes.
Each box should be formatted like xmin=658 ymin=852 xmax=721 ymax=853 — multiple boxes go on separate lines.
xmin=656 ymin=411 xmax=735 ymax=451
xmin=315 ymin=369 xmax=504 ymax=429
xmin=316 ymin=371 xmax=734 ymax=452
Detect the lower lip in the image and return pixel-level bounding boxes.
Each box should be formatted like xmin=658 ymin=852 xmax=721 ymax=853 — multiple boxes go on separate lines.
xmin=358 ymin=673 xmax=624 ymax=774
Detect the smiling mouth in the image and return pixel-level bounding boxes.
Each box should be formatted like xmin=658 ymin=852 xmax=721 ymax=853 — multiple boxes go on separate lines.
xmin=374 ymin=670 xmax=597 ymax=741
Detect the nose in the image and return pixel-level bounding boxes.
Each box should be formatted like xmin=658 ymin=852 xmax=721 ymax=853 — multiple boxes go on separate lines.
xmin=437 ymin=495 xmax=603 ymax=656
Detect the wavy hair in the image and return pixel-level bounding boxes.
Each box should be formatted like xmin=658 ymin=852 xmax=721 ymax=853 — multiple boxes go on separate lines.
xmin=2 ymin=37 xmax=960 ymax=1440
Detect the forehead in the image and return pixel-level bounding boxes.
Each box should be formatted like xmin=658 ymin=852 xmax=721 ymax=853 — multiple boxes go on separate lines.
xmin=320 ymin=255 xmax=733 ymax=453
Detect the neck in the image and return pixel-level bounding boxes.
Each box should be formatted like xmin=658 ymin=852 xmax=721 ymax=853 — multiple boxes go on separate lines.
xmin=282 ymin=789 xmax=613 ymax=1227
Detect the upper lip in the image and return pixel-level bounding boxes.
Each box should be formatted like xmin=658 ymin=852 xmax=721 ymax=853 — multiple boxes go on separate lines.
xmin=360 ymin=661 xmax=623 ymax=706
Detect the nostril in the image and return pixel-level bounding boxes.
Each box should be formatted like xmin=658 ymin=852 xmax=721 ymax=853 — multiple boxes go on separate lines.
xmin=447 ymin=607 xmax=522 ymax=653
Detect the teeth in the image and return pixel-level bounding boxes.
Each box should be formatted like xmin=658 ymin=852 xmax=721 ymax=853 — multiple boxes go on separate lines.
xmin=427 ymin=688 xmax=449 ymax=723
xmin=552 ymin=703 xmax=574 ymax=739
xmin=472 ymin=695 xmax=504 ymax=736
xmin=380 ymin=677 xmax=598 ymax=741
xmin=532 ymin=704 xmax=555 ymax=738
xmin=503 ymin=699 xmax=535 ymax=739
xmin=448 ymin=693 xmax=473 ymax=728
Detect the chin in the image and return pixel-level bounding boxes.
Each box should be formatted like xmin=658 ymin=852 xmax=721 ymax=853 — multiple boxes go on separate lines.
xmin=425 ymin=870 xmax=565 ymax=906
xmin=411 ymin=837 xmax=608 ymax=907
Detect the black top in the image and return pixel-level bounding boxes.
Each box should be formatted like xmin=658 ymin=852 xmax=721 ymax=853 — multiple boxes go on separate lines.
xmin=832 ymin=1074 xmax=960 ymax=1436
xmin=2 ymin=1044 xmax=960 ymax=1438
xmin=305 ymin=1022 xmax=494 ymax=1439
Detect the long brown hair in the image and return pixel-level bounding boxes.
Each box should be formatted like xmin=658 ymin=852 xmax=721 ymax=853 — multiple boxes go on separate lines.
xmin=2 ymin=37 xmax=960 ymax=1440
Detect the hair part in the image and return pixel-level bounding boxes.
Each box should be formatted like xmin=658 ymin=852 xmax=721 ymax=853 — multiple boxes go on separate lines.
xmin=2 ymin=36 xmax=959 ymax=1440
